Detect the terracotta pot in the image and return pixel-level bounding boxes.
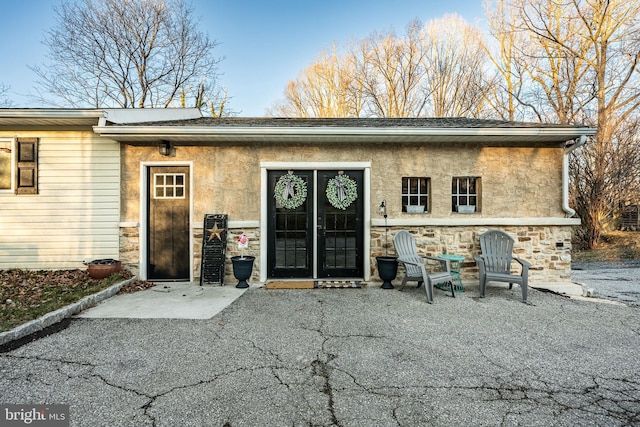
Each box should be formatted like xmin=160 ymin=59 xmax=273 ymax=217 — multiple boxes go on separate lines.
xmin=87 ymin=259 xmax=121 ymax=280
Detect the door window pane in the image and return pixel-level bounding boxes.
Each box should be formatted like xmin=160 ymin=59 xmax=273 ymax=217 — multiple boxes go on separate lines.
xmin=153 ymin=173 xmax=186 ymax=199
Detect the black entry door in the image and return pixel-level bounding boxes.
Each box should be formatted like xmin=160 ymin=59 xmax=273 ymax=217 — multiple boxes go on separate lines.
xmin=267 ymin=169 xmax=364 ymax=279
xmin=317 ymin=170 xmax=364 ymax=278
xmin=147 ymin=166 xmax=190 ymax=280
xmin=267 ymin=170 xmax=314 ymax=278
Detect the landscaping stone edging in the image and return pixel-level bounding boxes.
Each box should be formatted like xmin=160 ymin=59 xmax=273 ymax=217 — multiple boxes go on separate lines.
xmin=0 ymin=278 xmax=135 ymax=346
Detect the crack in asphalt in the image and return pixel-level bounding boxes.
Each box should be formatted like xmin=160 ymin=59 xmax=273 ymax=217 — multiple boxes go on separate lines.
xmin=2 ymin=351 xmax=293 ymax=427
xmin=311 ymin=298 xmax=341 ymax=427
xmin=2 ymin=288 xmax=640 ymax=426
xmin=3 ymin=320 xmax=639 ymax=427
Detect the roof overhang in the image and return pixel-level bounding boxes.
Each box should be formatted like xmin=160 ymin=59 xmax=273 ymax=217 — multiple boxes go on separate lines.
xmin=0 ymin=108 xmax=203 ymax=129
xmin=0 ymin=109 xmax=105 ymax=128
xmin=93 ymin=124 xmax=597 ymax=145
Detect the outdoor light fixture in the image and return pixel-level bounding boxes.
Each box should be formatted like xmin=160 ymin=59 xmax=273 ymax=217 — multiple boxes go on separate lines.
xmin=159 ymin=140 xmax=171 ymax=156
xmin=378 ymin=200 xmax=387 ymax=218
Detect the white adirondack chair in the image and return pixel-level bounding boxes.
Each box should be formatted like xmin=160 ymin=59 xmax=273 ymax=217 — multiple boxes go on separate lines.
xmin=392 ymin=230 xmax=455 ymax=303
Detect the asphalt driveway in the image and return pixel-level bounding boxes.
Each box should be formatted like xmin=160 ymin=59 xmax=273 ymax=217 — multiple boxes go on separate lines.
xmin=572 ymin=260 xmax=640 ymax=306
xmin=1 ymin=281 xmax=639 ymax=426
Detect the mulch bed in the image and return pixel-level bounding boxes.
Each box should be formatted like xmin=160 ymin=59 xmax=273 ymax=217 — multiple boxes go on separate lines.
xmin=0 ymin=268 xmax=155 ymax=332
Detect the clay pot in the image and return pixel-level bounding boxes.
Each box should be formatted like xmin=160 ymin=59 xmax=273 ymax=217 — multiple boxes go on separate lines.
xmin=87 ymin=259 xmax=121 ymax=280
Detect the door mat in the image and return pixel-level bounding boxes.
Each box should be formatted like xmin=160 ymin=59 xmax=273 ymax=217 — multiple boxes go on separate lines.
xmin=315 ymin=280 xmax=362 ymax=289
xmin=265 ymin=281 xmax=316 ymax=289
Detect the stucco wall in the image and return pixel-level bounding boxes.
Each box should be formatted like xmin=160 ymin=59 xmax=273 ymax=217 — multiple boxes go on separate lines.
xmin=119 ymin=142 xmax=571 ymax=283
xmin=121 ymin=143 xmax=565 ymax=221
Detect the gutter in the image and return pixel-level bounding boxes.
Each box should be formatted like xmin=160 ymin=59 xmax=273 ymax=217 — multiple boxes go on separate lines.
xmin=93 ymin=125 xmax=593 ymax=138
xmin=562 ymin=135 xmax=587 ymax=217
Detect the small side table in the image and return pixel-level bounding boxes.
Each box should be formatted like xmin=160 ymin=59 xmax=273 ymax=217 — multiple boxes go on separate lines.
xmin=437 ymin=254 xmax=465 ymax=292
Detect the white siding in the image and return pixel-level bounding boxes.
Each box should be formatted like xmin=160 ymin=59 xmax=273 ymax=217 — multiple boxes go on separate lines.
xmin=0 ymin=131 xmax=120 ymax=270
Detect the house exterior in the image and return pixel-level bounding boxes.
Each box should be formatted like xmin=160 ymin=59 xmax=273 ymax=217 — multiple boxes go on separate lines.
xmin=0 ymin=110 xmax=596 ymax=286
xmin=90 ymin=116 xmax=596 ymax=286
xmin=0 ymin=109 xmax=200 ymax=270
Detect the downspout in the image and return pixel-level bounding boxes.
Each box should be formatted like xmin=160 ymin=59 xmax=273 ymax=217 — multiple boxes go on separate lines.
xmin=562 ymin=135 xmax=587 ymax=217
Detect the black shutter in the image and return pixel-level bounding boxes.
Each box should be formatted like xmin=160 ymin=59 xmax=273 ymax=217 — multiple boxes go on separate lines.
xmin=200 ymin=214 xmax=228 ymax=285
xmin=15 ymin=138 xmax=38 ymax=194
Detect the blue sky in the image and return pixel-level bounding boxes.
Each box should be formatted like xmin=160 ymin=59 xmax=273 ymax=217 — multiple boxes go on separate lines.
xmin=0 ymin=0 xmax=486 ymax=116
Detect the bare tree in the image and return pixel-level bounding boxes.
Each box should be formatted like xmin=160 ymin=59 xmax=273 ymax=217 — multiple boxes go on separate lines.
xmin=421 ymin=14 xmax=492 ymax=118
xmin=570 ymin=115 xmax=640 ymax=243
xmin=483 ymin=1 xmax=537 ymax=121
xmin=270 ymin=47 xmax=363 ymax=117
xmin=351 ymin=21 xmax=428 ymax=117
xmin=31 ymin=0 xmax=224 ymax=110
xmin=0 ymin=83 xmax=14 ymax=107
xmin=489 ymin=0 xmax=640 ymax=248
xmin=272 ymin=16 xmax=489 ymax=118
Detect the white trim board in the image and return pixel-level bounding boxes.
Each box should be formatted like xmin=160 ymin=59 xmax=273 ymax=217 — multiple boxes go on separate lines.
xmin=371 ymin=217 xmax=581 ymax=227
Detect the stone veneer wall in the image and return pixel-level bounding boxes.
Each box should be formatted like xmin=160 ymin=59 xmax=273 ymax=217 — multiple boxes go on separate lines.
xmin=370 ymin=225 xmax=573 ymax=284
xmin=119 ymin=226 xmax=140 ymax=277
xmin=194 ymin=227 xmax=261 ymax=286
xmin=119 ymin=225 xmax=261 ymax=285
xmin=121 ymin=224 xmax=573 ymax=284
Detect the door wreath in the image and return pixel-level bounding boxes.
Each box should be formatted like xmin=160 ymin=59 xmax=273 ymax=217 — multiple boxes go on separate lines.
xmin=326 ymin=174 xmax=357 ymax=210
xmin=274 ymin=172 xmax=308 ymax=209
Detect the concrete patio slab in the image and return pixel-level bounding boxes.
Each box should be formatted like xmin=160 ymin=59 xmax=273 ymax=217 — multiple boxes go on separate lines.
xmin=77 ymin=282 xmax=250 ymax=319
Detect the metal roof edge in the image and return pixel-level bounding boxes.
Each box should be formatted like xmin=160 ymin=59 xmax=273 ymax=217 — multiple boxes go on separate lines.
xmin=0 ymin=108 xmax=105 ymax=119
xmin=102 ymin=108 xmax=202 ymax=124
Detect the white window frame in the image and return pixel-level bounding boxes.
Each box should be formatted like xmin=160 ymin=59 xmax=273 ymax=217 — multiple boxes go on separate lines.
xmin=153 ymin=173 xmax=186 ymax=199
xmin=402 ymin=177 xmax=430 ymax=213
xmin=452 ymin=176 xmax=479 ymax=212
xmin=0 ymin=138 xmax=14 ymax=194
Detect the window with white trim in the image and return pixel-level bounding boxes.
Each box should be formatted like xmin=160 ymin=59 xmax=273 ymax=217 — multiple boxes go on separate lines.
xmin=154 ymin=173 xmax=186 ymax=199
xmin=452 ymin=176 xmax=480 ymax=212
xmin=402 ymin=177 xmax=430 ymax=213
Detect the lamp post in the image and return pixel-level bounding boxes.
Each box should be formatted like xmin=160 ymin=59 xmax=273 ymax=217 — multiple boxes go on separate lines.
xmin=376 ymin=200 xmax=398 ymax=289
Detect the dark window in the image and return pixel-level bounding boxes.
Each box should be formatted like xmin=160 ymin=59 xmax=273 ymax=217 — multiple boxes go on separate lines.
xmin=402 ymin=177 xmax=430 ymax=213
xmin=452 ymin=177 xmax=479 ymax=212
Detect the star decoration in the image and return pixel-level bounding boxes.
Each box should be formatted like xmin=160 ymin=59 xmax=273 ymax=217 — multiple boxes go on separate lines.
xmin=207 ymin=223 xmax=225 ymax=241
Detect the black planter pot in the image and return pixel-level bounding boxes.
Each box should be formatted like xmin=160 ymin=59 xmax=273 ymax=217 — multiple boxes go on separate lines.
xmin=376 ymin=256 xmax=398 ymax=289
xmin=231 ymin=256 xmax=255 ymax=288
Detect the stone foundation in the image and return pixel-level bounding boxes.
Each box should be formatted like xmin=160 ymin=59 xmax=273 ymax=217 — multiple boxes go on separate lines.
xmin=119 ymin=226 xmax=140 ymax=277
xmin=370 ymin=225 xmax=573 ymax=284
xmin=194 ymin=228 xmax=261 ymax=286
xmin=121 ymin=224 xmax=572 ymax=285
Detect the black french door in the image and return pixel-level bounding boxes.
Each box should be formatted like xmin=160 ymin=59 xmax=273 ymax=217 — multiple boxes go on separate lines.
xmin=317 ymin=170 xmax=364 ymax=278
xmin=267 ymin=170 xmax=364 ymax=279
xmin=267 ymin=170 xmax=314 ymax=278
